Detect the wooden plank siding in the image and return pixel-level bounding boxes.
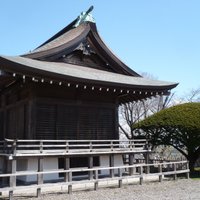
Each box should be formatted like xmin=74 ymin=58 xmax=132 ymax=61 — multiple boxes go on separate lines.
xmin=0 ymin=81 xmax=119 ymax=140
xmin=35 ymin=101 xmax=116 ymax=140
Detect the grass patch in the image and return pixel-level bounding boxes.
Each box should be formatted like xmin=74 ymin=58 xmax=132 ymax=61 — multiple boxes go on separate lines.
xmin=191 ymin=177 xmax=200 ymax=180
xmin=194 ymin=167 xmax=200 ymax=171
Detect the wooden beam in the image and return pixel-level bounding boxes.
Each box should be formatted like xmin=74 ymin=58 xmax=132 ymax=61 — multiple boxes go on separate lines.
xmin=109 ymin=155 xmax=114 ymax=178
xmin=145 ymin=152 xmax=150 ymax=174
xmin=2 ymin=95 xmax=6 ymax=140
xmin=88 ymin=156 xmax=93 ymax=180
xmin=118 ymin=168 xmax=122 ymax=188
xmin=158 ymin=164 xmax=162 ymax=182
xmin=129 ymin=154 xmax=134 ymax=175
xmin=27 ymin=100 xmax=33 ymax=139
xmin=173 ymin=163 xmax=177 ymax=180
xmin=37 ymin=157 xmax=44 ymax=197
xmin=186 ymin=162 xmax=189 ymax=179
xmin=68 ymin=172 xmax=72 ymax=194
xmin=94 ymin=170 xmax=98 ymax=190
xmin=64 ymin=157 xmax=70 ymax=182
xmin=139 ymin=166 xmax=143 ymax=185
xmin=9 ymin=159 xmax=16 ymax=200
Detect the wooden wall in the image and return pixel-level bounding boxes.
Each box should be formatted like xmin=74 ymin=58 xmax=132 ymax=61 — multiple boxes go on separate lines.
xmin=0 ymin=82 xmax=119 ymax=140
xmin=35 ymin=100 xmax=116 ymax=140
xmin=0 ymin=81 xmax=30 ymax=140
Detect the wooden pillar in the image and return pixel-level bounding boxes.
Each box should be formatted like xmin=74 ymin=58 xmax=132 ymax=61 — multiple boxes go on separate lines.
xmin=27 ymin=100 xmax=34 ymax=139
xmin=114 ymin=104 xmax=119 ymax=139
xmin=88 ymin=156 xmax=93 ymax=180
xmin=68 ymin=171 xmax=72 ymax=194
xmin=145 ymin=152 xmax=150 ymax=174
xmin=64 ymin=157 xmax=70 ymax=182
xmin=37 ymin=157 xmax=43 ymax=197
xmin=129 ymin=154 xmax=134 ymax=175
xmin=186 ymin=171 xmax=190 ymax=179
xmin=2 ymin=95 xmax=7 ymax=140
xmin=94 ymin=170 xmax=98 ymax=190
xmin=173 ymin=163 xmax=177 ymax=180
xmin=158 ymin=164 xmax=163 ymax=182
xmin=139 ymin=166 xmax=143 ymax=185
xmin=118 ymin=168 xmax=122 ymax=188
xmin=10 ymin=159 xmax=17 ymax=187
xmin=186 ymin=162 xmax=190 ymax=179
xmin=1 ymin=157 xmax=8 ymax=187
xmin=9 ymin=191 xmax=14 ymax=200
xmin=9 ymin=159 xmax=16 ymax=200
xmin=109 ymin=155 xmax=114 ymax=178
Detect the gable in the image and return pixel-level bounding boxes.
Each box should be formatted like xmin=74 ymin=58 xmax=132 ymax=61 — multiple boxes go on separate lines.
xmin=23 ymin=21 xmax=140 ymax=77
xmin=55 ymin=50 xmax=114 ymax=72
xmin=47 ymin=38 xmax=117 ymax=72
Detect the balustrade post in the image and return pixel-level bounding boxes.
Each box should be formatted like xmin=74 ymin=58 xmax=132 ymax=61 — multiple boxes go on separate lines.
xmin=159 ymin=164 xmax=163 ymax=182
xmin=173 ymin=163 xmax=177 ymax=180
xmin=9 ymin=158 xmax=16 ymax=200
xmin=139 ymin=166 xmax=143 ymax=185
xmin=118 ymin=168 xmax=122 ymax=188
xmin=145 ymin=152 xmax=150 ymax=174
xmin=88 ymin=156 xmax=93 ymax=180
xmin=64 ymin=157 xmax=70 ymax=182
xmin=37 ymin=157 xmax=44 ymax=197
xmin=12 ymin=140 xmax=17 ymax=156
xmin=89 ymin=141 xmax=93 ymax=152
xmin=65 ymin=141 xmax=69 ymax=153
xmin=109 ymin=154 xmax=114 ymax=177
xmin=94 ymin=170 xmax=98 ymax=190
xmin=39 ymin=141 xmax=43 ymax=153
xmin=186 ymin=162 xmax=190 ymax=179
xmin=110 ymin=141 xmax=113 ymax=151
xmin=129 ymin=154 xmax=134 ymax=175
xmin=68 ymin=171 xmax=72 ymax=194
xmin=130 ymin=140 xmax=135 ymax=150
xmin=129 ymin=140 xmax=132 ymax=150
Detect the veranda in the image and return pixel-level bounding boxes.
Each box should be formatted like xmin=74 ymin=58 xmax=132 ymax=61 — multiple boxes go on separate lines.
xmin=0 ymin=139 xmax=189 ymax=200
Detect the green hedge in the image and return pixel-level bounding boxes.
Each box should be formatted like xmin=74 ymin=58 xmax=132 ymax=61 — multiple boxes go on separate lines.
xmin=134 ymin=102 xmax=200 ymax=131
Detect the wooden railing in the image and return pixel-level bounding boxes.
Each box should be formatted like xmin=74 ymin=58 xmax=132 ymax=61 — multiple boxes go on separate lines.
xmin=0 ymin=160 xmax=189 ymax=200
xmin=0 ymin=139 xmax=149 ymax=156
xmin=0 ymin=140 xmax=190 ymax=200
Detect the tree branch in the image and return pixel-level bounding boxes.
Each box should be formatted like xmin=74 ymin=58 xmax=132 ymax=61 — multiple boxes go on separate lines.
xmin=119 ymin=124 xmax=131 ymax=139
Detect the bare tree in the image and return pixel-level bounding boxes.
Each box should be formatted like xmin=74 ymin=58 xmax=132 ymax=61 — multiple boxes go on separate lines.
xmin=119 ymin=71 xmax=200 ymax=140
xmin=119 ymin=93 xmax=174 ymax=139
xmin=119 ymin=73 xmax=175 ymax=139
xmin=181 ymin=88 xmax=200 ymax=102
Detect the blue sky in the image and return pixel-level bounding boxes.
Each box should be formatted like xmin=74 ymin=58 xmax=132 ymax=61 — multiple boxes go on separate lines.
xmin=0 ymin=0 xmax=200 ymax=96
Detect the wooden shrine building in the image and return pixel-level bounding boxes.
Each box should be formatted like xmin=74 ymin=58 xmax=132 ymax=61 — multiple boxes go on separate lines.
xmin=0 ymin=7 xmax=177 ymax=141
xmin=0 ymin=8 xmax=186 ymax=198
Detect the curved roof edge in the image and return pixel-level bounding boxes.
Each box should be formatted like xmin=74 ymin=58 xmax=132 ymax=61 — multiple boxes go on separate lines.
xmin=37 ymin=19 xmax=77 ymax=49
xmin=0 ymin=55 xmax=178 ymax=91
xmin=22 ymin=20 xmax=141 ymax=77
xmin=88 ymin=23 xmax=141 ymax=77
xmin=23 ymin=23 xmax=91 ymax=59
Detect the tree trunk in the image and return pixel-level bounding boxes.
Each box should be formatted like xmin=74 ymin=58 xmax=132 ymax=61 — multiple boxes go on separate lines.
xmin=187 ymin=153 xmax=198 ymax=176
xmin=189 ymin=159 xmax=196 ymax=174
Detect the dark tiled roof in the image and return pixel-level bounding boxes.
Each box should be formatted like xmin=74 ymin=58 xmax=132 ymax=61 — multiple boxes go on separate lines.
xmin=30 ymin=24 xmax=88 ymax=54
xmin=0 ymin=56 xmax=178 ymax=90
xmin=22 ymin=21 xmax=140 ymax=77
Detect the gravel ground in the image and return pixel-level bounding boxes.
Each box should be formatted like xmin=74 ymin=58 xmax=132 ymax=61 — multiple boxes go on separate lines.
xmin=11 ymin=179 xmax=200 ymax=200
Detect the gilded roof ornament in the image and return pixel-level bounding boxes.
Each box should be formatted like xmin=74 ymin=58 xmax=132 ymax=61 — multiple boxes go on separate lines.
xmin=74 ymin=6 xmax=95 ymax=27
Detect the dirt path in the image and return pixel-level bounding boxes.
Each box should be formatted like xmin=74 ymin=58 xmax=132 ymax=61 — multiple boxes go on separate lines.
xmin=11 ymin=179 xmax=200 ymax=200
